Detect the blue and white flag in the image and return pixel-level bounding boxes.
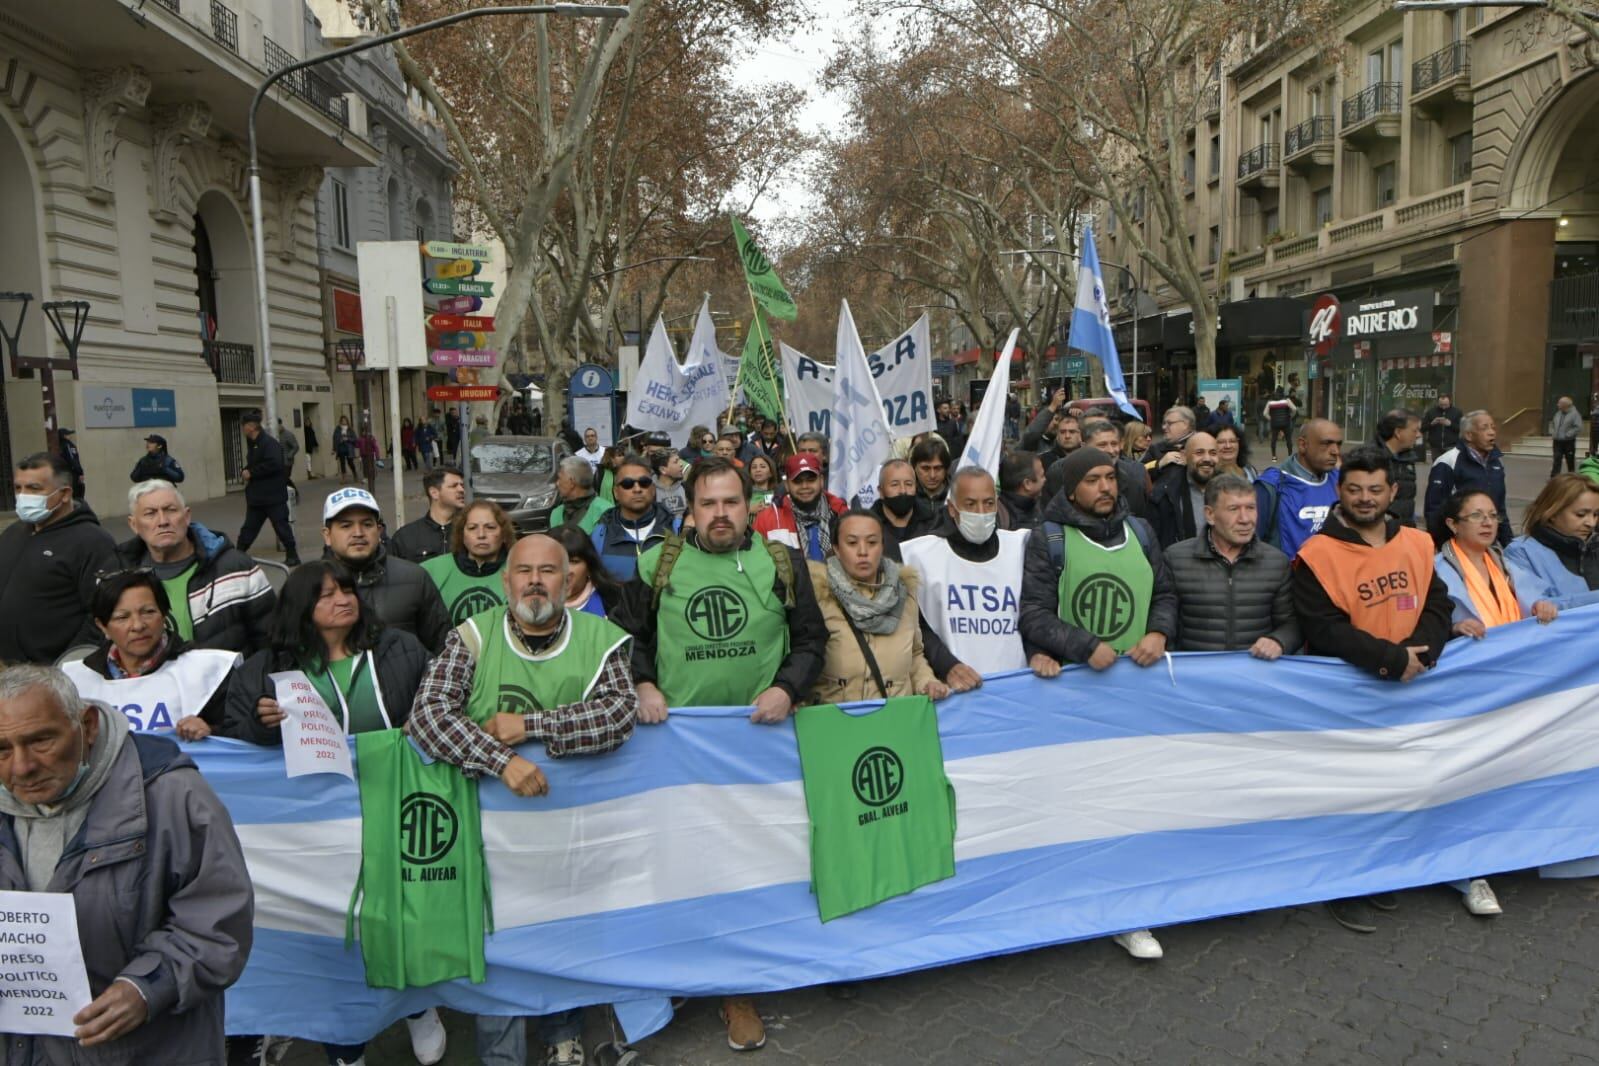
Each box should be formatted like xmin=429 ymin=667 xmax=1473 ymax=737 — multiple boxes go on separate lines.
xmin=625 ymin=300 xmax=730 ymax=447
xmin=211 ymin=607 xmax=1599 ymax=1048
xmin=1070 ymin=224 xmax=1139 ymax=419
xmin=957 ymin=328 xmax=1019 ymax=478
xmin=828 ymin=300 xmax=895 ymax=507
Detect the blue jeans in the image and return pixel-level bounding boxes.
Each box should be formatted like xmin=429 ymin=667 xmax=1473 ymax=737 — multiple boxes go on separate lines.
xmin=475 ymin=1009 xmax=583 ymax=1066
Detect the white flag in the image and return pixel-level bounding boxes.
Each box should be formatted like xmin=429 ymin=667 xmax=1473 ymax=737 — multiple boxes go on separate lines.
xmin=625 ymin=303 xmax=729 ymax=447
xmin=828 ymin=300 xmax=896 ymax=507
xmin=680 ymin=298 xmax=732 ymax=433
xmin=957 ymin=328 xmax=1020 ymax=479
xmin=777 ymin=316 xmax=934 ymax=438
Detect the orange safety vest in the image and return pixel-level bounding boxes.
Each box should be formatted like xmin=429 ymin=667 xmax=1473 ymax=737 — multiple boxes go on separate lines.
xmin=1296 ymin=525 xmax=1436 ymax=644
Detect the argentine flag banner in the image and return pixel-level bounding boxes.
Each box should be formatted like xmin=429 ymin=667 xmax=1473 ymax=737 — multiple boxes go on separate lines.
xmin=1070 ymin=224 xmax=1139 ymax=419
xmin=212 ymin=608 xmax=1599 ymax=1046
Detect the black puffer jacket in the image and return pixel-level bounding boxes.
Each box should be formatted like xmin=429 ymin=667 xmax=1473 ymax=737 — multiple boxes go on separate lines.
xmin=1164 ymin=532 xmax=1301 ymax=652
xmin=333 ymin=544 xmax=452 ymax=652
xmin=116 ymin=523 xmax=275 ymax=656
xmin=1383 ymin=442 xmax=1423 ymax=526
xmin=1019 ymin=493 xmax=1179 ymax=664
xmin=220 ymin=627 xmax=430 ymax=744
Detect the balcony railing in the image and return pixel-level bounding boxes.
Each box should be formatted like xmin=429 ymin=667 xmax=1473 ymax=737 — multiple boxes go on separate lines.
xmin=153 ymin=0 xmax=179 ymax=11
xmin=1200 ymin=84 xmax=1220 ymax=116
xmin=1343 ymin=82 xmax=1402 ymax=127
xmin=204 ymin=340 xmax=257 ymax=385
xmin=1237 ymin=143 xmax=1280 ymax=180
xmin=264 ymin=37 xmax=349 ymax=128
xmin=1284 ymin=115 xmax=1333 ymax=157
xmin=1414 ymin=42 xmax=1470 ymax=94
xmin=1550 ymin=272 xmax=1599 ymax=341
xmin=209 ymin=0 xmax=238 ymax=53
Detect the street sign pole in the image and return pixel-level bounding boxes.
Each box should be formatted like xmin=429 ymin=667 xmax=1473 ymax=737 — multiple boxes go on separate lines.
xmin=386 ymin=296 xmax=406 ymax=528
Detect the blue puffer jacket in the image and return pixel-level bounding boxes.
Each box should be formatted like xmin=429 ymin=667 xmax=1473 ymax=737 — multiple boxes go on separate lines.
xmin=1503 ymin=528 xmax=1599 ymax=610
xmin=592 ymin=503 xmax=681 ymax=582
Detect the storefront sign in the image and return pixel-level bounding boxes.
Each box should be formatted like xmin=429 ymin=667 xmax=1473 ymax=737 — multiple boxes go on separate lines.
xmin=83 ymin=387 xmax=176 ymax=429
xmin=332 ymin=286 xmax=363 ymax=334
xmin=1308 ymin=294 xmax=1341 ymax=356
xmin=1305 ymin=290 xmax=1434 ymax=349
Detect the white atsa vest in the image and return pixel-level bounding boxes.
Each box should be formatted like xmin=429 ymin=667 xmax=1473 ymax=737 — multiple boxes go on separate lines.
xmin=901 ymin=530 xmax=1029 ymax=676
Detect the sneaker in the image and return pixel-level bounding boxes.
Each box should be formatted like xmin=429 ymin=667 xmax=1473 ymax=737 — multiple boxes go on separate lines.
xmin=720 ymin=996 xmax=767 ymax=1052
xmin=1463 ymin=878 xmax=1503 ymax=916
xmin=406 ymin=1007 xmax=448 ymax=1065
xmin=283 ymin=555 xmax=302 ymax=567
xmin=546 ymin=1038 xmax=585 ymax=1066
xmin=1112 ymin=929 xmax=1164 ymax=959
xmin=1326 ymin=897 xmax=1378 ymax=933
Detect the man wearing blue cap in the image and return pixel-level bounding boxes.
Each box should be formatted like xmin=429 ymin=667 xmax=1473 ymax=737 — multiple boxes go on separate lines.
xmin=322 ymin=487 xmax=451 ymax=653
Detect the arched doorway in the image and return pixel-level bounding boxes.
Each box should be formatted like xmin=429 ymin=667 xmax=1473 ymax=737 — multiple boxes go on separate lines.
xmin=0 ymin=115 xmax=46 ymax=510
xmin=192 ymin=190 xmax=259 ymax=483
xmin=386 ymin=176 xmax=403 ymax=239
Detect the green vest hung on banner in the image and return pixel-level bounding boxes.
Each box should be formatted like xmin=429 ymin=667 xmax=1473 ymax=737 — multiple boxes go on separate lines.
xmin=456 ymin=606 xmax=629 ymax=723
xmin=422 ymin=554 xmax=508 ymax=625
xmin=793 ymin=696 xmax=956 ymax=921
xmin=638 ymin=537 xmax=789 ymax=705
xmin=348 ymin=729 xmax=490 ymax=989
xmin=1055 ymin=524 xmax=1154 ymax=653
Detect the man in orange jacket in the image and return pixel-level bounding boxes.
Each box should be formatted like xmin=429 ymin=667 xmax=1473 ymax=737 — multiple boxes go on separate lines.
xmin=752 ymin=453 xmax=846 ymax=561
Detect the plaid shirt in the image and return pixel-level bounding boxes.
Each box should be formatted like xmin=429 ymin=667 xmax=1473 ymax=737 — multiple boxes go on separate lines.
xmin=408 ymin=616 xmax=636 ymax=778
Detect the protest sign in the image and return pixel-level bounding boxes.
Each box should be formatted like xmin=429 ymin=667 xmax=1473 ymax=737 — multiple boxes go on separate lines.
xmin=780 ymin=315 xmax=933 ymax=438
xmin=270 ymin=671 xmax=355 ymax=780
xmin=0 ymin=890 xmax=93 ymax=1036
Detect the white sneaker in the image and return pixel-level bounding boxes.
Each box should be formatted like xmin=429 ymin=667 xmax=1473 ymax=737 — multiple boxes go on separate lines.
xmin=406 ymin=1007 xmax=448 ymax=1065
xmin=1463 ymin=878 xmax=1503 ymax=916
xmin=547 ymin=1038 xmax=585 ymax=1066
xmin=333 ymin=1059 xmax=364 ymax=1066
xmin=1113 ymin=929 xmax=1165 ymax=959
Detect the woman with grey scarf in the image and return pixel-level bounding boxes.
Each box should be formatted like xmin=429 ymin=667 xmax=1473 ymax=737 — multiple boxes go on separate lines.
xmin=806 ymin=509 xmax=950 ymax=705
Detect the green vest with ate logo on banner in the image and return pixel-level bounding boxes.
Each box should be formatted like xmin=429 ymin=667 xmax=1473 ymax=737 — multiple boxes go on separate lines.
xmin=793 ymin=696 xmax=956 ymax=922
xmin=421 ymin=554 xmax=508 ymax=625
xmin=348 ymin=729 xmax=489 ymax=989
xmin=639 ymin=539 xmax=789 ymax=705
xmin=457 ymin=606 xmax=630 ymax=723
xmin=1056 ymin=524 xmax=1154 ymax=653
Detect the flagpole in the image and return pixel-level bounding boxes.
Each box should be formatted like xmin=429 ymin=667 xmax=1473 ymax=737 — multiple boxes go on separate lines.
xmin=742 ymin=285 xmax=797 ymax=452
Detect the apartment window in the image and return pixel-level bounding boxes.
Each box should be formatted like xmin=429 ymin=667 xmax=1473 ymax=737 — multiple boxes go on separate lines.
xmin=1208 ymin=225 xmax=1220 ymax=265
xmin=1209 ymin=134 xmax=1221 ymax=178
xmin=1308 ymin=86 xmax=1322 ymax=118
xmin=1450 ymin=132 xmax=1473 ymax=184
xmin=1374 ymin=162 xmax=1397 ymax=206
xmin=1263 ymin=207 xmax=1280 ymax=236
xmin=331 ymin=178 xmax=351 ymax=249
xmin=1366 ymin=48 xmax=1384 ymax=87
xmin=1314 ymin=186 xmax=1333 ymax=226
xmin=1183 ymin=148 xmax=1197 ymax=185
xmin=1389 ymin=41 xmax=1404 ymax=83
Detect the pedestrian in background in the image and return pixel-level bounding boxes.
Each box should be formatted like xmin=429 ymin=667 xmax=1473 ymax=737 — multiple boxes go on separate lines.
xmin=1550 ymin=395 xmax=1581 ymax=476
xmin=58 ymin=426 xmax=86 ymax=499
xmin=357 ymin=423 xmax=379 ymax=489
xmin=1422 ymin=393 xmax=1463 ymax=463
xmin=415 ymin=418 xmax=437 ymax=472
xmin=236 ymin=411 xmax=299 ymax=566
xmin=333 ymin=415 xmax=358 ymax=485
xmin=401 ymin=417 xmax=418 ymax=471
xmin=129 ymin=434 xmax=185 ymax=484
xmin=277 ymin=418 xmax=301 ymax=510
xmin=1377 ymin=409 xmax=1424 ymax=526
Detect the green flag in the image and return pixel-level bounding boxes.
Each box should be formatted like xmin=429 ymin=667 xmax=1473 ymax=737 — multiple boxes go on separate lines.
xmin=732 ymin=216 xmax=797 ymax=321
xmin=738 ymin=307 xmax=784 ymax=422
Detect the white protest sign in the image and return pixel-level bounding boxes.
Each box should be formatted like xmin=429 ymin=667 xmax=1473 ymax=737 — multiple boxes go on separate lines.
xmin=269 ymin=671 xmax=354 ymax=779
xmin=779 ymin=315 xmax=933 ymax=439
xmin=62 ymin=651 xmax=239 ymax=734
xmin=0 ymin=890 xmax=93 ymax=1036
xmin=828 ymin=300 xmax=896 ymax=508
xmin=626 ymin=301 xmax=731 ymax=447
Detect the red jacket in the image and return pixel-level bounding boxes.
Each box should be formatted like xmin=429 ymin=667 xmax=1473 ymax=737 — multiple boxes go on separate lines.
xmin=753 ymin=492 xmax=847 ymax=561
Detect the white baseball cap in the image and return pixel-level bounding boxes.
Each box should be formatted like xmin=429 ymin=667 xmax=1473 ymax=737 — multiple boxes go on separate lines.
xmin=323 ymin=487 xmax=381 ymax=524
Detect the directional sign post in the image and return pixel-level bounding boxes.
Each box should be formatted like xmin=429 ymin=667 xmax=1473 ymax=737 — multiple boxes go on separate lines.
xmin=431 ymin=350 xmax=498 ymax=368
xmin=428 ymin=385 xmax=499 ymax=402
xmin=438 ymin=295 xmax=483 ymax=314
xmin=426 ymin=314 xmax=496 ymax=332
xmin=434 ymin=259 xmax=481 ymax=279
xmin=420 ymin=241 xmax=492 ymax=262
xmin=423 ymin=278 xmax=495 ymax=297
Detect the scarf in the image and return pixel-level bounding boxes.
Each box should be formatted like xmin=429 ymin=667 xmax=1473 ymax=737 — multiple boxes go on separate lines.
xmin=825 ymin=556 xmax=906 ymax=635
xmin=791 ymin=495 xmax=833 ymax=556
xmin=1452 ymin=540 xmax=1523 ymax=628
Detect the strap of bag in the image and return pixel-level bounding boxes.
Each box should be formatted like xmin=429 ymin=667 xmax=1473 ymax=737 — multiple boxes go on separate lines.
xmin=839 ymin=610 xmax=889 ymax=699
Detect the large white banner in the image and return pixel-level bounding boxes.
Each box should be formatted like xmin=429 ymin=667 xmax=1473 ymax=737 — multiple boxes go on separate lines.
xmin=626 ymin=300 xmax=731 ymax=447
xmin=780 ymin=315 xmax=934 ymax=438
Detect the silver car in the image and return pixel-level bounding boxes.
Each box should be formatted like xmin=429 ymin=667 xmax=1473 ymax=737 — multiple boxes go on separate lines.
xmin=468 ymin=436 xmax=570 ymax=533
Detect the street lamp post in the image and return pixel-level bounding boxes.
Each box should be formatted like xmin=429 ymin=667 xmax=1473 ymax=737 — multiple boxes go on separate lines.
xmin=246 ymin=3 xmax=629 ymax=441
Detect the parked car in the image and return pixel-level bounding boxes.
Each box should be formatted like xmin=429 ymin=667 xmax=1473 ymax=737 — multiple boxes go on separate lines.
xmin=467 ymin=435 xmax=570 ymax=533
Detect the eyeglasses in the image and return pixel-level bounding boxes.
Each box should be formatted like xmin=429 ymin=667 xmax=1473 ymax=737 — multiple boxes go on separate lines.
xmin=1460 ymin=510 xmax=1502 ymax=524
xmin=95 ymin=566 xmax=154 ymax=586
xmin=617 ymin=476 xmax=653 ymax=490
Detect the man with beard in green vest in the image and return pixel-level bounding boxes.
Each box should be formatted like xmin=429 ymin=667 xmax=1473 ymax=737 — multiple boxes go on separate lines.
xmin=619 ymin=455 xmax=828 ymax=1052
xmin=408 ymin=532 xmax=638 ymax=1066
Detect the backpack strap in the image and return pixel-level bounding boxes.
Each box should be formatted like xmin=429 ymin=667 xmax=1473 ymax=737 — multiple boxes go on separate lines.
xmin=649 ymin=531 xmax=687 ymax=612
xmin=761 ymin=535 xmax=797 ymax=608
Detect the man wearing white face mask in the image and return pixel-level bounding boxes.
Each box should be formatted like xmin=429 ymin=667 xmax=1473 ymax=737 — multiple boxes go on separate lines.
xmin=0 ymin=453 xmax=118 ymax=664
xmin=901 ymin=467 xmax=1057 ymax=692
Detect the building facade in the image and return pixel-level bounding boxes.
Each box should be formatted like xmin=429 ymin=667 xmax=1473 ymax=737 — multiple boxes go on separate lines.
xmin=1098 ymin=2 xmax=1599 ymax=444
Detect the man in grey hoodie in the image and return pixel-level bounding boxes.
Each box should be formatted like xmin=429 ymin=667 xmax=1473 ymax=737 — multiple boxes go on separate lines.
xmin=1551 ymin=395 xmax=1582 ymax=476
xmin=0 ymin=666 xmax=253 ymax=1064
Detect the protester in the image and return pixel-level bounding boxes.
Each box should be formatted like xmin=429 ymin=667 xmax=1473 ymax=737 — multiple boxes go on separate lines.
xmin=422 ymin=499 xmax=512 ymax=625
xmin=575 ymin=428 xmax=605 ymax=472
xmin=1143 ymin=406 xmax=1195 ymax=468
xmin=1214 ymin=423 xmax=1257 ymax=482
xmin=1422 ymin=393 xmax=1463 ymax=462
xmin=1424 ymin=409 xmax=1512 ymax=547
xmin=1192 ymin=394 xmax=1212 ymax=433
xmin=56 ymin=426 xmax=86 ymax=499
xmin=1020 ymin=388 xmax=1067 ymax=451
xmin=320 ymin=487 xmax=451 ymax=652
xmin=400 ymin=417 xmax=418 ymax=470
xmin=1432 ymin=489 xmax=1555 ymax=636
xmin=809 ymin=509 xmax=949 ymax=704
xmin=747 ymin=454 xmax=781 ymax=512
xmin=910 ymin=437 xmax=952 ymax=507
xmin=1263 ymin=389 xmax=1297 ymax=460
xmin=680 ymin=425 xmax=716 ymax=463
xmin=997 ymin=449 xmax=1046 ymax=532
xmin=390 ymin=466 xmax=467 ymax=564
xmin=129 ymin=434 xmax=185 ymax=484
xmin=714 ymin=431 xmax=746 ymax=466
xmin=1018 ymin=446 xmax=1176 ymax=959
xmin=405 ymin=531 xmax=636 ymax=1066
xmin=618 ymin=457 xmax=825 ymax=1052
xmin=1256 ymin=418 xmax=1343 ymax=558
xmin=795 ymin=431 xmax=829 ymax=472
xmin=1150 ymin=432 xmax=1219 ymax=548
xmin=1504 ymin=473 xmax=1599 ymax=608
xmin=1376 ymin=409 xmax=1424 ymax=526
xmin=1205 ymin=398 xmax=1237 ymax=433
xmin=333 ymin=415 xmax=359 ymax=484
xmin=549 ymin=456 xmax=613 ymax=534
xmin=64 ymin=569 xmax=237 ymax=740
xmin=1551 ymin=395 xmax=1582 ymax=476
xmin=415 ymin=418 xmax=438 ymax=472
xmin=237 ymin=410 xmax=300 ymax=565
xmin=554 ymin=523 xmax=623 ymax=619
xmin=753 ymin=453 xmax=847 ymax=562
xmin=936 ymin=399 xmax=967 ymax=456
xmin=0 ymin=665 xmax=254 ymax=1063
xmin=1038 ymin=411 xmax=1084 ymax=469
xmin=277 ymin=419 xmax=300 ymax=490
xmin=1083 ymin=418 xmax=1152 ymax=520
xmin=869 ymin=458 xmax=943 ymax=559
xmin=743 ymin=419 xmax=787 ymax=465
xmin=0 ymin=452 xmax=118 ymax=663
xmin=650 ymin=449 xmax=688 ymax=521
xmin=1164 ymin=475 xmax=1299 ymax=655
xmin=118 ymin=479 xmax=275 ymax=655
xmin=1121 ymin=420 xmax=1153 ymax=464
xmin=592 ymin=454 xmax=681 ymax=581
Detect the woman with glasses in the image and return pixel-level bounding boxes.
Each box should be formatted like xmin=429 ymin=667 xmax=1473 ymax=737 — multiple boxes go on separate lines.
xmin=421 ymin=499 xmax=513 ymax=625
xmin=1504 ymin=472 xmax=1599 ymax=609
xmin=1121 ymin=420 xmax=1153 ymax=463
xmin=1213 ymin=423 xmax=1257 ymax=482
xmin=62 ymin=569 xmax=240 ymax=740
xmin=553 ymin=524 xmax=624 ymax=620
xmin=1432 ymin=488 xmax=1556 ymax=639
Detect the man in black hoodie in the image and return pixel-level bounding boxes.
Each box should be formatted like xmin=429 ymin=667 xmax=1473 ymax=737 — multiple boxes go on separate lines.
xmin=320 ymin=487 xmax=451 ymax=653
xmin=0 ymin=453 xmax=118 ymax=662
xmin=236 ymin=411 xmax=299 ymax=565
xmin=997 ymin=449 xmax=1045 ymax=532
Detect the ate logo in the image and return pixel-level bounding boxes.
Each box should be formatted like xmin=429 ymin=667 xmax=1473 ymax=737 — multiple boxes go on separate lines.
xmin=685 ymin=586 xmax=748 ymax=641
xmin=1072 ymin=574 xmax=1137 ymax=641
xmin=852 ymin=747 xmax=905 ymax=807
xmin=449 ymin=587 xmax=501 ymax=624
xmin=398 ymin=792 xmax=458 ymax=866
xmin=498 ymin=684 xmax=543 ymax=716
xmin=741 ymin=239 xmax=771 ymax=278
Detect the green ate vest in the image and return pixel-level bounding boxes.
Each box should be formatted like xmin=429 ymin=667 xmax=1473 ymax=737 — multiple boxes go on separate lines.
xmin=162 ymin=563 xmax=198 ymax=641
xmin=457 ymin=606 xmax=629 ymax=724
xmin=793 ymin=696 xmax=956 ymax=921
xmin=349 ymin=729 xmax=489 ymax=989
xmin=637 ymin=539 xmax=789 ymax=705
xmin=550 ymin=497 xmax=612 ymax=534
xmin=1056 ymin=524 xmax=1154 ymax=653
xmin=422 ymin=554 xmax=508 ymax=625
xmin=308 ymin=652 xmax=389 ymax=734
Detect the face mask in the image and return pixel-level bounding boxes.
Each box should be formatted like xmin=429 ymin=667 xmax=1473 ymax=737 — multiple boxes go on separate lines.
xmin=47 ymin=723 xmax=90 ymax=806
xmin=14 ymin=489 xmax=58 ymax=525
xmin=956 ymin=508 xmax=997 ymax=544
xmin=882 ymin=493 xmax=916 ymax=518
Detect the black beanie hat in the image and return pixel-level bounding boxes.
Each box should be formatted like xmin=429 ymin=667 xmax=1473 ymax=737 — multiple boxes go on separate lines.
xmin=1057 ymin=446 xmax=1118 ymax=501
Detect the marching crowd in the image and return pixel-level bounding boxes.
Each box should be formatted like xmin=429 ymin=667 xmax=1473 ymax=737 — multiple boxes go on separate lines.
xmin=0 ymin=389 xmax=1597 ymax=1066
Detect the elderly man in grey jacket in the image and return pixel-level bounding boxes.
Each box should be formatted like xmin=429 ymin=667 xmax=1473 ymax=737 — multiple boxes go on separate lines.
xmin=1551 ymin=395 xmax=1582 ymax=476
xmin=0 ymin=665 xmax=253 ymax=1065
